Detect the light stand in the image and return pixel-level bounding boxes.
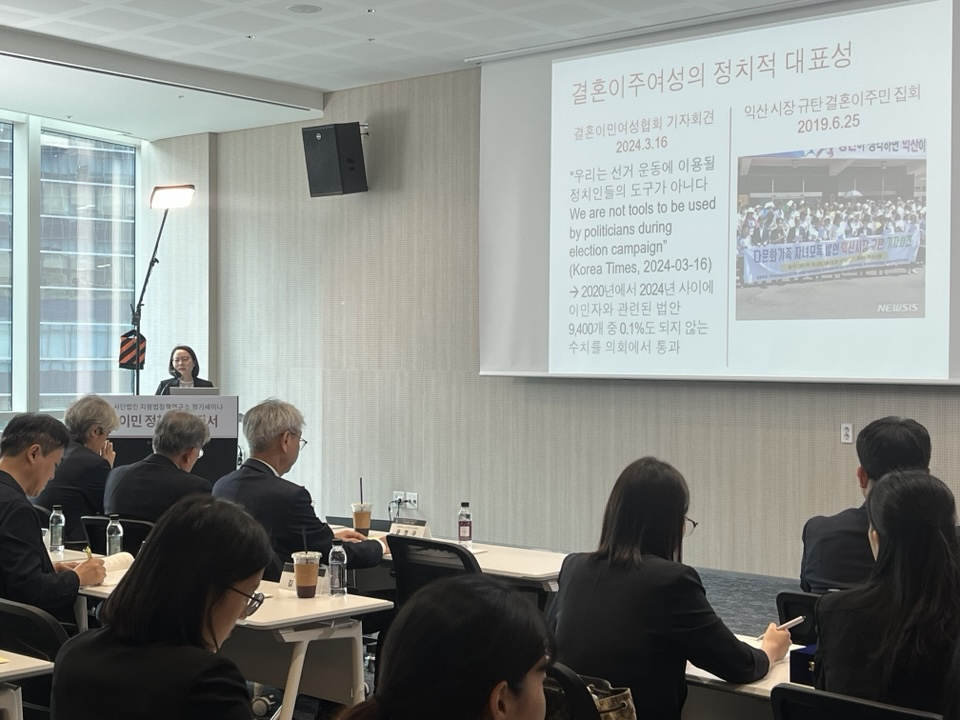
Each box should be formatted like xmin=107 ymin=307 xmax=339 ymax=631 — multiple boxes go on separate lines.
xmin=128 ymin=184 xmax=195 ymax=395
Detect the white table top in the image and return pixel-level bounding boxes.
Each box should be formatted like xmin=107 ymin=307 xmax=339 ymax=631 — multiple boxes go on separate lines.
xmin=0 ymin=649 xmax=54 ymax=682
xmin=686 ymin=635 xmax=799 ymax=699
xmin=238 ymin=582 xmax=393 ymax=630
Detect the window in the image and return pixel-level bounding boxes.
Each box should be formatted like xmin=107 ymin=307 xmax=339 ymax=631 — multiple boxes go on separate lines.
xmin=0 ymin=123 xmax=10 ymax=411
xmin=39 ymin=132 xmax=135 ymax=410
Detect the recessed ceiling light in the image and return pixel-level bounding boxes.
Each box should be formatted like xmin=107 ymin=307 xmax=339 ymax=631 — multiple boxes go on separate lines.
xmin=246 ymin=34 xmax=256 ymax=39
xmin=287 ymin=3 xmax=321 ymax=13
xmin=366 ymin=8 xmax=375 ymax=12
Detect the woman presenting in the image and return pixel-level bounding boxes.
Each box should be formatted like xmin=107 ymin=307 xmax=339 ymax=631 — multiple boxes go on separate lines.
xmin=155 ymin=345 xmax=214 ymax=395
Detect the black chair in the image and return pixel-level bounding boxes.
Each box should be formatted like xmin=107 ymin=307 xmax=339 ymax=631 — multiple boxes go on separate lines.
xmin=544 ymin=662 xmax=602 ymax=720
xmin=326 ymin=514 xmax=393 ymax=532
xmin=80 ymin=515 xmax=155 ymax=557
xmin=0 ymin=598 xmax=69 ymax=717
xmin=776 ymin=590 xmax=821 ymax=646
xmin=32 ymin=504 xmax=51 ymax=526
xmin=770 ymin=684 xmax=941 ymax=720
xmin=385 ymin=535 xmax=482 ymax=606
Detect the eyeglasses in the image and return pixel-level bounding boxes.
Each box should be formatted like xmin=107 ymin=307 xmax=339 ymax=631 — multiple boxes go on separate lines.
xmin=684 ymin=516 xmax=699 ymax=536
xmin=227 ymin=586 xmax=265 ymax=618
xmin=172 ymin=356 xmax=192 ymax=364
xmin=299 ymin=436 xmax=308 ymax=450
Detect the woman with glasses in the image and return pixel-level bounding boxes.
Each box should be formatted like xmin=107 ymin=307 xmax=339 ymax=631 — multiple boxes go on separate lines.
xmin=155 ymin=344 xmax=214 ymax=395
xmin=551 ymin=456 xmax=790 ymax=720
xmin=50 ymin=495 xmax=272 ymax=720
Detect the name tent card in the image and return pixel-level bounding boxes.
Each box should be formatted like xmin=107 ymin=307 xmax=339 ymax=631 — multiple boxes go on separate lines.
xmin=388 ymin=518 xmax=432 ymax=538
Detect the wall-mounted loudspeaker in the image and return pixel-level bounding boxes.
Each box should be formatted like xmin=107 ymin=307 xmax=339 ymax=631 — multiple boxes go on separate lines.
xmin=301 ymin=122 xmax=368 ymax=197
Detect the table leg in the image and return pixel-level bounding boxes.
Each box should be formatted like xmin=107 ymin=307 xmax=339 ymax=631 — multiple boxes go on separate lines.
xmin=74 ymin=596 xmax=88 ymax=632
xmin=275 ymin=640 xmax=309 ymax=720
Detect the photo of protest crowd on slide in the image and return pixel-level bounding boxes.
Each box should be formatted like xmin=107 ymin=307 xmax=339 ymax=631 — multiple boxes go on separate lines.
xmin=733 ymin=145 xmax=926 ymax=321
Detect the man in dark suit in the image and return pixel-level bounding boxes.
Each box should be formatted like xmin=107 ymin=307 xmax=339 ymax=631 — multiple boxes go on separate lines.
xmin=35 ymin=394 xmax=119 ymax=543
xmin=0 ymin=414 xmax=104 ymax=622
xmin=104 ymin=410 xmax=212 ymax=522
xmin=213 ymin=399 xmax=383 ymax=581
xmin=800 ymin=416 xmax=930 ymax=593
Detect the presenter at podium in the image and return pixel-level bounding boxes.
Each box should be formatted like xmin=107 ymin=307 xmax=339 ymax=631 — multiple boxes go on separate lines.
xmin=155 ymin=345 xmax=214 ymax=395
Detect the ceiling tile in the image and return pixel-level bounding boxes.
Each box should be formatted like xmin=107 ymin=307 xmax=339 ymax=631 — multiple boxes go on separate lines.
xmin=446 ymin=16 xmax=546 ymax=40
xmin=159 ymin=50 xmax=245 ymax=69
xmin=322 ymin=12 xmax=415 ymax=36
xmin=266 ymin=26 xmax=358 ymax=48
xmin=390 ymin=29 xmax=473 ymax=52
xmin=212 ymin=38 xmax=294 ymax=60
xmin=20 ymin=19 xmax=109 ymax=43
xmin=514 ymin=3 xmax=611 ymax=27
xmin=121 ymin=0 xmax=224 ymax=19
xmin=102 ymin=35 xmax=184 ymax=57
xmin=254 ymin=1 xmax=352 ymax=20
xmin=332 ymin=39 xmax=414 ymax=62
xmin=4 ymin=0 xmax=92 ymax=13
xmin=145 ymin=24 xmax=235 ymax=46
xmin=384 ymin=1 xmax=482 ymax=24
xmin=70 ymin=7 xmax=166 ymax=31
xmin=270 ymin=52 xmax=357 ymax=72
xmin=196 ymin=10 xmax=292 ymax=33
xmin=0 ymin=8 xmax=43 ymax=24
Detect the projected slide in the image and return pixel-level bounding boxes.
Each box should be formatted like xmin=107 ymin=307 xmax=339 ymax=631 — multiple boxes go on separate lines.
xmin=548 ymin=0 xmax=950 ymax=380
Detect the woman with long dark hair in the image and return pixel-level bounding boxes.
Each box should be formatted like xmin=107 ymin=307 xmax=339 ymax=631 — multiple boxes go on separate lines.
xmin=51 ymin=495 xmax=273 ymax=720
xmin=338 ymin=574 xmax=552 ymax=720
xmin=815 ymin=469 xmax=960 ymax=712
xmin=551 ymin=457 xmax=790 ymax=720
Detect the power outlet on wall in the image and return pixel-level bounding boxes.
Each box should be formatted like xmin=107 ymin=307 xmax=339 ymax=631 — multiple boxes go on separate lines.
xmin=392 ymin=490 xmax=405 ymax=505
xmin=840 ymin=423 xmax=854 ymax=444
xmin=405 ymin=492 xmax=418 ymax=509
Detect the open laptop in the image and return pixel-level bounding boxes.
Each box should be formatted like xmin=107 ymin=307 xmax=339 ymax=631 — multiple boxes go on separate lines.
xmin=169 ymin=386 xmax=220 ymax=396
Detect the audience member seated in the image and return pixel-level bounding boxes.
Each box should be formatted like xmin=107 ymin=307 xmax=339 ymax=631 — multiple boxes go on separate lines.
xmin=213 ymin=398 xmax=383 ymax=580
xmin=800 ymin=416 xmax=930 ymax=593
xmin=35 ymin=395 xmax=119 ymax=543
xmin=0 ymin=414 xmax=105 ymax=623
xmin=339 ymin=574 xmax=551 ymax=720
xmin=551 ymin=457 xmax=790 ymax=720
xmin=814 ymin=469 xmax=960 ymax=713
xmin=103 ymin=409 xmax=211 ymax=522
xmin=50 ymin=495 xmax=272 ymax=720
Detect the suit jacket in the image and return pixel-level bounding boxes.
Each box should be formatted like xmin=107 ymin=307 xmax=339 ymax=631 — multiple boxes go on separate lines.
xmin=0 ymin=471 xmax=79 ymax=621
xmin=800 ymin=505 xmax=874 ymax=593
xmin=213 ymin=459 xmax=383 ymax=581
xmin=814 ymin=585 xmax=953 ymax=713
xmin=104 ymin=454 xmax=212 ymax=523
xmin=552 ymin=552 xmax=768 ymax=720
xmin=51 ymin=628 xmax=253 ymax=720
xmin=35 ymin=442 xmax=111 ymax=543
xmin=155 ymin=376 xmax=215 ymax=395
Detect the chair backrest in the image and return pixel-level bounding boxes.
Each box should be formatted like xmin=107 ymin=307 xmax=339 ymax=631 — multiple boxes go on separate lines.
xmin=776 ymin=590 xmax=821 ymax=646
xmin=0 ymin=598 xmax=68 ymax=662
xmin=770 ymin=684 xmax=941 ymax=720
xmin=385 ymin=535 xmax=482 ymax=606
xmin=80 ymin=515 xmax=109 ymax=554
xmin=326 ymin=515 xmax=393 ymax=532
xmin=80 ymin=516 xmax=155 ymax=557
xmin=33 ymin=504 xmax=51 ymax=527
xmin=544 ymin=662 xmax=602 ymax=720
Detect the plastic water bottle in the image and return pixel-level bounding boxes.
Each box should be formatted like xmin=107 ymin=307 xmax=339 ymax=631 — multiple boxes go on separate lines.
xmin=458 ymin=502 xmax=473 ymax=549
xmin=328 ymin=540 xmax=348 ymax=596
xmin=106 ymin=514 xmax=124 ymax=556
xmin=49 ymin=505 xmax=65 ymax=553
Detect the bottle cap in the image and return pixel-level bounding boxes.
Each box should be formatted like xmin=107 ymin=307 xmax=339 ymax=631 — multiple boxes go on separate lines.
xmin=53 ymin=505 xmax=62 ymax=510
xmin=109 ymin=514 xmax=119 ymax=520
xmin=332 ymin=539 xmax=343 ymax=546
xmin=461 ymin=501 xmax=470 ymax=507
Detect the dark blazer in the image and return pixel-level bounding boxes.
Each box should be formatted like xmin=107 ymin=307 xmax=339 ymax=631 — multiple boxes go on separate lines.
xmin=0 ymin=471 xmax=79 ymax=621
xmin=814 ymin=585 xmax=953 ymax=713
xmin=155 ymin=376 xmax=215 ymax=395
xmin=552 ymin=552 xmax=768 ymax=720
xmin=213 ymin=459 xmax=383 ymax=581
xmin=800 ymin=504 xmax=873 ymax=593
xmin=51 ymin=627 xmax=253 ymax=720
xmin=35 ymin=442 xmax=111 ymax=543
xmin=104 ymin=454 xmax=212 ymax=523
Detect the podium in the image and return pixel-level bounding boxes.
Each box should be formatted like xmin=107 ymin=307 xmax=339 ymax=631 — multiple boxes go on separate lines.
xmin=101 ymin=395 xmax=239 ymax=484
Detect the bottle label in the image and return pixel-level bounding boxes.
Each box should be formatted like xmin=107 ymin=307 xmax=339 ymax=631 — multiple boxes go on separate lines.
xmin=458 ymin=520 xmax=472 ymax=540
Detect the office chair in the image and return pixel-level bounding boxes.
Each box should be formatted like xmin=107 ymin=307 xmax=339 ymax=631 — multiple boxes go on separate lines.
xmin=770 ymin=684 xmax=941 ymax=720
xmin=544 ymin=662 xmax=602 ymax=720
xmin=32 ymin=504 xmax=50 ymax=527
xmin=0 ymin=599 xmax=70 ymax=718
xmin=386 ymin=535 xmax=482 ymax=606
xmin=776 ymin=590 xmax=821 ymax=646
xmin=80 ymin=516 xmax=155 ymax=557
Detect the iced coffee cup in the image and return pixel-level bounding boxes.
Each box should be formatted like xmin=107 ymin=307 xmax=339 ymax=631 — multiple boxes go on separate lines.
xmin=291 ymin=550 xmax=321 ymax=598
xmin=352 ymin=502 xmax=373 ymax=536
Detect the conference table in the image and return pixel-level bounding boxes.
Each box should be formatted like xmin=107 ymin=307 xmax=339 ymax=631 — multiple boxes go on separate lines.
xmin=0 ymin=649 xmax=54 ymax=720
xmin=683 ymin=636 xmax=801 ymax=720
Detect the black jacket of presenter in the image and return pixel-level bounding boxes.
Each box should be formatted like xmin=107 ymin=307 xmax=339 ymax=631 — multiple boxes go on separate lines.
xmin=155 ymin=376 xmax=215 ymax=395
xmin=552 ymin=552 xmax=769 ymax=720
xmin=213 ymin=458 xmax=383 ymax=581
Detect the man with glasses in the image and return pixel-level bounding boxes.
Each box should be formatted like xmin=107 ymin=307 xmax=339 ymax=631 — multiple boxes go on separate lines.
xmin=104 ymin=409 xmax=212 ymax=522
xmin=213 ymin=398 xmax=384 ymax=581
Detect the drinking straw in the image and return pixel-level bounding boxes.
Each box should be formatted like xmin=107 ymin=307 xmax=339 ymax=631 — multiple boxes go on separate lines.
xmin=302 ymin=526 xmax=307 ymax=552
xmin=360 ymin=476 xmax=364 ymax=504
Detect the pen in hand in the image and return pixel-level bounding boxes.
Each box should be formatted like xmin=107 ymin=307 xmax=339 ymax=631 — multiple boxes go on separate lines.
xmin=84 ymin=546 xmax=93 ymax=561
xmin=757 ymin=615 xmax=804 ymax=641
